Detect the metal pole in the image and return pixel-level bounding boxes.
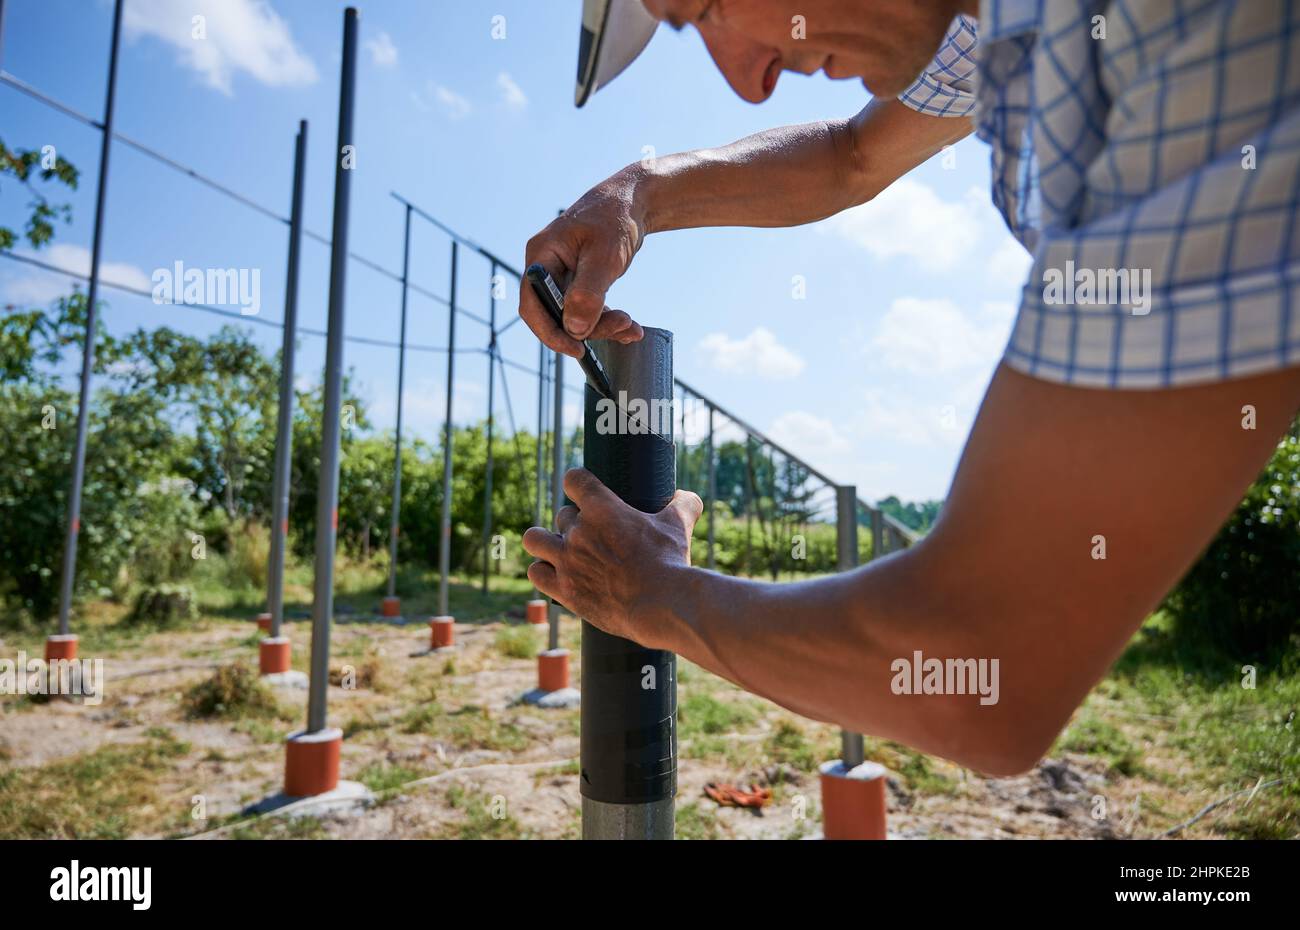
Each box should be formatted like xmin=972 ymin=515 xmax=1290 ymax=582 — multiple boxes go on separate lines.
xmin=437 ymin=242 xmax=458 ymax=616
xmin=534 ymin=343 xmax=546 ymax=527
xmin=548 ymin=351 xmax=563 ymax=651
xmin=836 ymin=485 xmax=865 ymax=767
xmin=581 ymin=329 xmax=676 ymax=839
xmin=55 ymin=0 xmax=124 ymax=638
xmin=0 ymin=0 xmax=9 ymax=71
xmin=706 ymin=404 xmax=716 ymax=570
xmin=482 ymin=262 xmax=497 ymax=594
xmin=306 ymin=6 xmax=359 ymax=735
xmin=267 ymin=120 xmax=308 ymax=636
xmin=387 ymin=204 xmax=412 ymax=600
xmin=871 ymin=508 xmax=883 ymax=564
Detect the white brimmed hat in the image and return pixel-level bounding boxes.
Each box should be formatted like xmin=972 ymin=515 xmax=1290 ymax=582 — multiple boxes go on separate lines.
xmin=575 ymin=0 xmax=659 ymax=107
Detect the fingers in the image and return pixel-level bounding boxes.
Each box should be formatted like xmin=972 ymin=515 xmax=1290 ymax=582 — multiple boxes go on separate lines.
xmin=562 ymin=467 xmax=622 ymax=513
xmin=518 ymin=262 xmax=584 ymax=359
xmin=588 ymin=307 xmax=645 ymax=345
xmin=522 ymin=526 xmax=564 ymax=563
xmin=555 ymin=504 xmax=580 ymax=534
xmin=526 ymin=560 xmax=560 ymax=600
xmin=564 ymin=247 xmax=624 ymax=339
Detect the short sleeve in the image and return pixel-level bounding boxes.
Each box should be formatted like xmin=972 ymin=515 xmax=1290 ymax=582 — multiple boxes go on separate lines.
xmin=897 ymin=14 xmax=979 ymax=118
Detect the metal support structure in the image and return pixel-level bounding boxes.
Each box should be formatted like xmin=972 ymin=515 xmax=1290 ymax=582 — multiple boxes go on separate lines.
xmin=386 ymin=203 xmax=412 ymax=600
xmin=482 ymin=262 xmax=497 ymax=594
xmin=581 ymin=330 xmax=676 ymax=839
xmin=871 ymin=508 xmax=884 ymax=565
xmin=0 ymin=0 xmax=8 ymax=70
xmin=55 ymin=0 xmax=124 ymax=637
xmin=437 ymin=242 xmax=459 ymax=616
xmin=266 ymin=120 xmax=308 ymax=636
xmin=836 ymin=485 xmax=865 ymax=767
xmin=706 ymin=403 xmax=716 ymax=570
xmin=534 ymin=344 xmax=546 ymax=529
xmin=547 ymin=351 xmax=564 ymax=651
xmin=306 ymin=6 xmax=358 ymax=735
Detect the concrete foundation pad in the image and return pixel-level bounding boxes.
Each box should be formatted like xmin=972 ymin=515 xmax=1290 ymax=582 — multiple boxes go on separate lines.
xmin=521 ymin=687 xmax=581 ymax=709
xmin=262 ymin=670 xmax=309 ymax=689
xmin=245 ymin=779 xmax=374 ymax=818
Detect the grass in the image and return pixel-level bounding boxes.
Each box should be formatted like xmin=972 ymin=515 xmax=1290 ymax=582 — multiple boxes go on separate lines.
xmin=674 ymin=801 xmax=720 ymax=840
xmin=0 ymin=730 xmax=190 ymax=838
xmin=357 ymin=761 xmax=428 ymax=796
xmin=400 ymin=702 xmax=528 ymax=752
xmin=494 ymin=625 xmax=539 ymax=660
xmin=435 ymin=785 xmax=525 ymax=839
xmin=182 ymin=663 xmax=282 ymax=720
xmin=678 ymin=692 xmax=758 ymax=738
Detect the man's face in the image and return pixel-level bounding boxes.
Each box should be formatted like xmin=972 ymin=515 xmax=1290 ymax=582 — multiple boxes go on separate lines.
xmin=642 ymin=0 xmax=966 ymax=103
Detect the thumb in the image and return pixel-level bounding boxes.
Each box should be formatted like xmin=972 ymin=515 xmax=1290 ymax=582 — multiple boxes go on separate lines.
xmin=562 ymin=467 xmax=623 ymax=513
xmin=563 ymin=246 xmax=623 ymax=340
xmin=662 ymin=489 xmax=704 ymax=533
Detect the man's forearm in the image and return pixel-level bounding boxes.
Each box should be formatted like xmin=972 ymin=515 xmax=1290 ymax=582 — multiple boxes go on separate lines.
xmin=628 ymin=98 xmax=973 ymax=234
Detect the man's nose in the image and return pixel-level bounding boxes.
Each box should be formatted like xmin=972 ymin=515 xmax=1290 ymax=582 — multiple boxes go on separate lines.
xmin=698 ymin=27 xmax=775 ymax=104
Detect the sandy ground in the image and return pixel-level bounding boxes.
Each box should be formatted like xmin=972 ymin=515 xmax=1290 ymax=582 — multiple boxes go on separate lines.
xmin=0 ymin=615 xmax=1199 ymax=839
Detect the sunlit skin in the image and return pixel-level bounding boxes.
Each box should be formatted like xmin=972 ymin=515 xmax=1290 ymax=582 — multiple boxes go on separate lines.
xmin=518 ymin=1 xmax=1300 ymax=775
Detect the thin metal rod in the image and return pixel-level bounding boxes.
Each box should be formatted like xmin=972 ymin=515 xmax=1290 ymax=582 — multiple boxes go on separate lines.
xmin=267 ymin=120 xmax=308 ymax=637
xmin=55 ymin=0 xmax=123 ymax=638
xmin=548 ymin=352 xmax=563 ymax=651
xmin=534 ymin=342 xmax=545 ymax=532
xmin=481 ymin=262 xmax=497 ymax=595
xmin=706 ymin=404 xmax=716 ymax=570
xmin=387 ymin=203 xmax=412 ymax=601
xmin=836 ymin=485 xmax=865 ymax=767
xmin=0 ymin=71 xmax=491 ymax=328
xmin=306 ymin=6 xmax=359 ymax=735
xmin=390 ymin=191 xmax=523 ymax=281
xmin=0 ymin=0 xmax=9 ymax=72
xmin=437 ymin=241 xmax=459 ymax=616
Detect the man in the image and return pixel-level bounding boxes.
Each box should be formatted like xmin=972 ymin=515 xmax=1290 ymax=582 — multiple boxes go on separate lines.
xmin=518 ymin=0 xmax=1300 ymax=775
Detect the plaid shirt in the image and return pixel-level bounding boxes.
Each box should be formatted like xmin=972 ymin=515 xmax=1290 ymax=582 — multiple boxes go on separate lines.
xmin=898 ymin=1 xmax=1300 ymax=388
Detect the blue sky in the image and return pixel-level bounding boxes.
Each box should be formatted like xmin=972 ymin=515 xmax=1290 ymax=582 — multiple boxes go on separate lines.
xmin=0 ymin=0 xmax=1032 ymax=502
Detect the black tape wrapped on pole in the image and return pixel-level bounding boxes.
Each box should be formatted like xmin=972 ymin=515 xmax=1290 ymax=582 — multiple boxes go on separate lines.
xmin=579 ymin=328 xmax=676 ymax=839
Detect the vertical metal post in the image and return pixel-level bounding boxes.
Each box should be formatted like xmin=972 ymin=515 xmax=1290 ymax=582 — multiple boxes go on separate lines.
xmin=386 ymin=204 xmax=412 ymax=600
xmin=482 ymin=263 xmax=497 ymax=594
xmin=55 ymin=0 xmax=124 ymax=637
xmin=581 ymin=330 xmax=676 ymax=839
xmin=706 ymin=404 xmax=716 ymax=570
xmin=836 ymin=485 xmax=865 ymax=767
xmin=306 ymin=6 xmax=359 ymax=735
xmin=437 ymin=242 xmax=458 ymax=616
xmin=267 ymin=120 xmax=308 ymax=636
xmin=548 ymin=351 xmax=563 ymax=651
xmin=534 ymin=344 xmax=546 ymax=527
xmin=0 ymin=0 xmax=9 ymax=70
xmin=871 ymin=508 xmax=883 ymax=564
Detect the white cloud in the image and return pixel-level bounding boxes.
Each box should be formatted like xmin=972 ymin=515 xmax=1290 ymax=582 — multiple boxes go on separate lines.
xmin=2 ymin=244 xmax=151 ymax=306
xmin=870 ymin=297 xmax=1014 ymax=376
xmin=823 ymin=179 xmax=984 ymax=270
xmin=364 ymin=30 xmax=398 ymax=68
xmin=857 ymin=389 xmax=963 ymax=449
xmin=123 ymin=0 xmax=317 ymax=95
xmin=988 ymin=236 xmax=1034 ymax=287
xmin=698 ymin=327 xmax=805 ymax=380
xmin=497 ymin=72 xmax=528 ymax=110
xmin=768 ymin=410 xmax=852 ymax=458
xmin=412 ymin=81 xmax=472 ymax=119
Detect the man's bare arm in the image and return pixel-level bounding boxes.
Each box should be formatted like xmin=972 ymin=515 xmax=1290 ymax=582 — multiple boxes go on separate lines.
xmin=520 ymin=98 xmax=972 ymax=356
xmin=525 ymin=364 xmax=1300 ymax=775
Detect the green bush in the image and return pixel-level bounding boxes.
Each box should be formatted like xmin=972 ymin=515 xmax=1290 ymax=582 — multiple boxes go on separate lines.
xmin=1162 ymin=419 xmax=1300 ymax=661
xmin=127 ymin=583 xmax=198 ymax=628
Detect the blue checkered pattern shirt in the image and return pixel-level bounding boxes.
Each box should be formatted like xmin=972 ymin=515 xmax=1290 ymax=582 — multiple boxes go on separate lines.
xmin=898 ymin=1 xmax=1300 ymax=388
